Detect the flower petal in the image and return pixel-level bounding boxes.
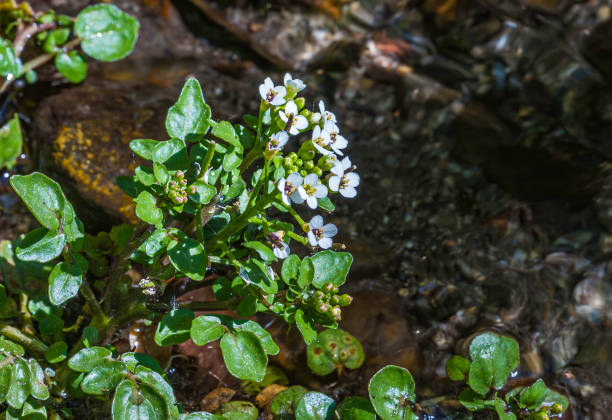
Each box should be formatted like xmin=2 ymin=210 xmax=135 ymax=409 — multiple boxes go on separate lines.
xmin=345 ymin=172 xmax=360 ymax=187
xmin=340 ymin=186 xmax=357 ymax=198
xmin=284 ymin=73 xmax=291 ymax=85
xmin=319 ymin=100 xmax=325 ymax=114
xmin=294 ymin=115 xmax=308 ymax=130
xmin=287 ymin=172 xmax=303 ymax=186
xmin=304 ymin=173 xmax=319 ymax=186
xmin=310 ymin=215 xmax=323 ymax=229
xmin=306 ymin=196 xmax=318 ymax=209
xmin=297 ymin=186 xmax=308 ymax=200
xmin=314 ymin=184 xmax=328 ymax=198
xmin=341 ymin=157 xmax=352 ymax=170
xmin=307 ymin=231 xmax=318 ymax=246
xmin=328 ymin=176 xmax=341 ymax=191
xmin=291 ymin=191 xmax=305 ymax=204
xmin=259 ymin=83 xmax=268 ymax=100
xmin=330 ymin=163 xmax=344 ymax=177
xmin=285 ymin=100 xmax=298 ymax=115
xmin=318 ymin=237 xmax=332 ymax=249
xmin=322 ymin=223 xmax=338 ymax=237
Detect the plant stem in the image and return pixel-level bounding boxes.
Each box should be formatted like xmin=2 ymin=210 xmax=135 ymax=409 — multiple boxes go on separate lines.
xmin=102 ymin=223 xmax=152 ymax=312
xmin=0 ymin=323 xmax=48 ymax=355
xmin=200 ymin=140 xmax=216 ymax=178
xmin=275 ymin=199 xmax=307 ymax=227
xmin=80 ymin=279 xmax=107 ymax=324
xmin=13 ymin=22 xmax=56 ymax=56
xmin=239 ymin=100 xmax=266 ymax=173
xmin=18 ymin=293 xmax=35 ymax=335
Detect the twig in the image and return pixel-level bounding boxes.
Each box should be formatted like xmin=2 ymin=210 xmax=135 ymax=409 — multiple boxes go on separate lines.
xmin=0 ymin=323 xmax=48 ymax=355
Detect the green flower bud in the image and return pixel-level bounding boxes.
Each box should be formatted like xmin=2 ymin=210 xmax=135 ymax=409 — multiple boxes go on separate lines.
xmin=295 ymin=159 xmax=303 ymax=167
xmin=338 ymin=294 xmax=353 ymax=306
xmin=324 ymin=283 xmax=334 ymax=292
xmin=551 ymin=404 xmax=563 ymax=415
xmin=289 ymin=152 xmax=298 ymax=162
xmin=533 ymin=413 xmax=549 ymax=420
xmin=299 ymin=169 xmax=308 ymax=177
xmin=331 ymin=306 xmax=341 ymax=319
xmin=283 ymin=157 xmax=293 ymax=168
xmin=304 ymin=160 xmax=314 ymax=170
xmin=330 ymin=295 xmax=339 ymax=305
xmin=176 ymin=170 xmax=184 ymax=179
xmin=311 ymin=166 xmax=323 ymax=177
xmin=294 ymin=97 xmax=306 ymax=110
xmin=318 ymin=303 xmax=331 ymax=313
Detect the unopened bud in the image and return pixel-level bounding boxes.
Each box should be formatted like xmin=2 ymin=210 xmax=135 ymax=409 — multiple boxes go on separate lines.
xmin=176 ymin=170 xmax=184 ymax=179
xmin=318 ymin=303 xmax=331 ymax=313
xmin=311 ymin=112 xmax=322 ymax=123
xmin=190 ymin=185 xmax=197 ymax=194
xmin=551 ymin=404 xmax=563 ymax=415
xmin=338 ymin=294 xmax=353 ymax=306
xmin=331 ymin=306 xmax=341 ymax=318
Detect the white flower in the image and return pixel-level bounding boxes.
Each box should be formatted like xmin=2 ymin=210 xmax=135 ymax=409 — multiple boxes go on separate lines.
xmin=267 ymin=232 xmax=290 ymax=259
xmin=329 ymin=157 xmax=359 ymax=198
xmin=318 ymin=100 xmax=336 ymax=123
xmin=267 ymin=131 xmax=289 ymax=151
xmin=311 ymin=125 xmax=332 ymax=156
xmin=278 ymin=173 xmax=304 ymax=205
xmin=322 ymin=120 xmax=348 ymax=156
xmin=307 ymin=215 xmax=337 ymax=249
xmin=284 ymin=73 xmax=306 ymax=92
xmin=310 ymin=112 xmax=322 ymax=124
xmin=259 ymin=77 xmax=286 ymax=106
xmin=298 ymin=173 xmax=328 ymax=209
xmin=279 ymin=101 xmax=308 ymax=135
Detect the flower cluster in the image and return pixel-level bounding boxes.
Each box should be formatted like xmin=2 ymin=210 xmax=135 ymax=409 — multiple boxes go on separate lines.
xmin=258 ymin=74 xmax=360 ymax=258
xmin=167 ymin=170 xmax=191 ymax=205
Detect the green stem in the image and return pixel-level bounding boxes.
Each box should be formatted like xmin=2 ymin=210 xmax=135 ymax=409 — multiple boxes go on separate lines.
xmin=275 ymin=199 xmax=307 ymax=227
xmin=239 ymin=100 xmax=267 ymax=173
xmin=19 ymin=293 xmax=34 ymax=335
xmin=80 ymin=279 xmax=107 ymax=324
xmin=0 ymin=323 xmax=48 ymax=355
xmin=286 ymin=230 xmax=309 ymax=245
xmin=196 ymin=205 xmax=204 ymax=243
xmin=199 ymin=140 xmax=216 ymax=179
xmin=248 ymin=159 xmax=270 ymax=208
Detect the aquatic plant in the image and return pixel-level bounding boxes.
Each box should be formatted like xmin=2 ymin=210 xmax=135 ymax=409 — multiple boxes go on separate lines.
xmin=0 ymin=2 xmax=139 ymax=169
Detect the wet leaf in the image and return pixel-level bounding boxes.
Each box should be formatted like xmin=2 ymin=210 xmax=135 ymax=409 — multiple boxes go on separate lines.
xmin=15 ymin=227 xmax=65 ymax=263
xmin=458 ymin=388 xmax=488 ymax=411
xmin=154 ymin=309 xmax=194 ymax=346
xmin=446 ymin=355 xmax=470 ymax=381
xmin=518 ymin=379 xmax=568 ymax=412
xmin=494 ymin=398 xmax=516 ymax=420
xmin=307 ymin=329 xmax=364 ymax=375
xmin=130 ymin=139 xmax=160 ymax=160
xmin=295 ymin=309 xmax=317 ymax=345
xmin=152 ymin=138 xmax=189 ymax=171
xmin=298 ymin=257 xmax=314 ymax=288
xmin=220 ymin=331 xmax=267 ymax=381
xmin=82 ymin=325 xmax=98 ymax=348
xmin=55 ymin=51 xmax=87 ymax=83
xmin=213 ymin=121 xmax=242 ymax=150
xmin=230 ymin=319 xmax=279 ymax=355
xmin=28 ymin=359 xmax=49 ymax=400
xmin=43 ymin=28 xmax=70 ymax=53
xmin=121 ymin=352 xmax=164 ymax=375
xmin=311 ymin=251 xmax=352 ymax=288
xmin=112 ymin=380 xmax=169 ymax=420
xmin=167 ymin=237 xmax=208 ymax=281
xmin=270 ymin=386 xmax=308 ymax=419
xmin=0 ymin=337 xmax=24 ymax=356
xmin=48 ymin=261 xmax=82 ymax=305
xmin=81 ymin=360 xmax=126 ymax=395
xmin=0 ymin=37 xmax=21 ymax=78
xmin=468 ymin=333 xmax=519 ymax=395
xmin=7 ymin=358 xmax=30 ymax=409
xmin=44 ymin=341 xmax=68 ymax=363
xmin=189 ymin=181 xmax=216 ymax=205
xmin=10 ymin=173 xmax=66 ymax=230
xmin=166 ymin=78 xmax=211 ymax=141
xmin=75 ymin=4 xmax=139 ymax=62
xmin=135 ymin=365 xmax=179 ymax=418
xmin=68 ymin=347 xmax=112 ymax=372
xmin=135 ymin=191 xmax=163 ymax=226
xmin=190 ymin=315 xmax=225 ymax=346
xmin=220 ymin=401 xmax=258 ymax=419
xmin=0 ymin=361 xmax=12 ymax=402
xmin=336 ymin=396 xmax=376 ymax=420
xmin=281 ymin=254 xmax=300 ymax=284
xmin=295 ymin=391 xmax=336 ymax=420
xmin=0 ymin=114 xmax=22 ymax=170
xmin=240 ymin=259 xmax=277 ymax=294
xmin=368 ymin=365 xmax=417 ymax=420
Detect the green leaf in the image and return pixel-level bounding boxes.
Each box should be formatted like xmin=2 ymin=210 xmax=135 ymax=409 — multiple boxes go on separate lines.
xmin=121 ymin=352 xmax=164 ymax=375
xmin=130 ymin=139 xmax=160 ymax=160
xmin=68 ymin=346 xmax=112 ymax=372
xmin=446 ymin=355 xmax=470 ymax=381
xmin=0 ymin=114 xmax=22 ymax=170
xmin=317 ymin=196 xmax=335 ymax=212
xmin=0 ymin=337 xmax=24 ymax=356
xmin=295 ymin=309 xmax=317 ymax=345
xmin=75 ymin=4 xmax=139 ymax=62
xmin=189 ymin=181 xmax=216 ymax=205
xmin=152 ymin=138 xmax=189 ymax=170
xmin=10 ymin=173 xmax=66 ymax=230
xmin=236 ymin=295 xmax=257 ymax=318
xmin=45 ymin=341 xmax=68 ymax=363
xmin=15 ymin=227 xmax=65 ymax=263
xmin=307 ymin=329 xmax=364 ymax=375
xmin=244 ymin=241 xmax=277 ymax=263
xmin=81 ymin=360 xmax=126 ymax=395
xmin=135 ymin=191 xmax=163 ymax=226
xmin=13 ymin=398 xmax=47 ymax=420
xmin=0 ymin=362 xmax=11 ymax=402
xmin=167 ymin=237 xmax=208 ymax=281
xmin=154 ymin=309 xmax=194 ymax=346
xmin=219 ymin=331 xmax=267 ymax=381
xmin=112 ymin=379 xmax=169 ymax=420
xmin=295 ymin=391 xmax=336 ymax=420
xmin=135 ymin=166 xmax=156 ymax=186
xmin=43 ymin=28 xmax=70 ymax=53
xmin=48 ymin=261 xmax=82 ymax=305
xmin=82 ymin=326 xmax=98 ymax=348
xmin=468 ymin=333 xmax=519 ymax=395
xmin=7 ymin=358 xmax=30 ymax=409
xmin=135 ymin=365 xmax=179 ymax=418
xmin=231 ymin=319 xmax=279 ymax=355
xmin=458 ymin=388 xmax=488 ymax=411
xmin=182 ymin=413 xmax=223 ymax=420
xmin=220 ymin=401 xmax=258 ymax=419
xmin=298 ymin=257 xmax=314 ymax=288
xmin=336 ymin=396 xmax=376 ymax=420
xmin=281 ymin=254 xmax=300 ymax=284
xmin=270 ymin=386 xmax=308 ymax=419
xmin=28 ymin=359 xmax=49 ymax=400
xmin=494 ymin=398 xmax=516 ymax=420
xmin=518 ymin=379 xmax=568 ymax=412
xmin=212 ymin=121 xmax=242 ymax=149
xmin=368 ymin=365 xmax=417 ymax=420
xmin=212 ymin=277 xmax=232 ymax=301
xmin=240 ymin=260 xmax=277 ymax=294
xmin=166 ymin=78 xmax=211 ymax=141
xmin=55 ymin=51 xmax=87 ymax=83
xmin=0 ymin=37 xmax=21 ymax=78
xmin=311 ymin=251 xmax=353 ymax=288
xmin=223 ymin=149 xmax=242 ymax=171
xmin=190 ymin=315 xmax=225 ymax=346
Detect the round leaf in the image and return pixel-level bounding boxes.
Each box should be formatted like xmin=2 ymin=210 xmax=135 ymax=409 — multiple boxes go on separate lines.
xmin=0 ymin=37 xmax=21 ymax=77
xmin=112 ymin=380 xmax=169 ymax=420
xmin=219 ymin=331 xmax=267 ymax=381
xmin=10 ymin=173 xmax=66 ymax=230
xmin=135 ymin=191 xmax=163 ymax=226
xmin=368 ymin=365 xmax=417 ymax=420
xmin=7 ymin=359 xmax=30 ymax=409
xmin=446 ymin=355 xmax=470 ymax=382
xmin=28 ymin=359 xmax=50 ymax=400
xmin=190 ymin=315 xmax=225 ymax=346
xmin=68 ymin=347 xmax=112 ymax=372
xmin=75 ymin=4 xmax=139 ymax=62
xmin=167 ymin=237 xmax=208 ymax=281
xmin=189 ymin=181 xmax=216 ymax=205
xmin=154 ymin=309 xmax=194 ymax=346
xmin=48 ymin=261 xmax=83 ymax=306
xmin=295 ymin=391 xmax=336 ymax=420
xmin=44 ymin=341 xmax=68 ymax=364
xmin=468 ymin=333 xmax=519 ymax=394
xmin=55 ymin=51 xmax=87 ymax=83
xmin=81 ymin=360 xmax=126 ymax=395
xmin=336 ymin=396 xmax=376 ymax=420
xmin=270 ymin=385 xmax=308 ymax=418
xmin=311 ymin=251 xmax=353 ymax=288
xmin=130 ymin=139 xmax=160 ymax=160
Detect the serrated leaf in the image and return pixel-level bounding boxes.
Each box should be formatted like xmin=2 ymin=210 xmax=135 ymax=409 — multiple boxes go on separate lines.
xmin=166 ymin=78 xmax=211 ymax=141
xmin=75 ymin=4 xmax=139 ymax=62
